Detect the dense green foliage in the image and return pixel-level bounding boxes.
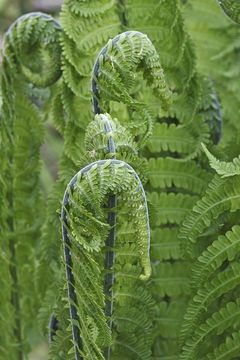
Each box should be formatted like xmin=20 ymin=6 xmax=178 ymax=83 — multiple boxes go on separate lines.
xmin=0 ymin=13 xmax=61 ymax=359
xmin=1 ymin=0 xmax=240 ymax=359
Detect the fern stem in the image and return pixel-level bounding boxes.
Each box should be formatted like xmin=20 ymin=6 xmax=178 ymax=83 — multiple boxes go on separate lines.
xmin=103 ymin=194 xmax=117 ymax=360
xmin=62 ymin=158 xmax=150 ymax=359
xmin=62 ymin=173 xmax=83 ymax=360
xmin=103 ymin=118 xmax=117 ymax=360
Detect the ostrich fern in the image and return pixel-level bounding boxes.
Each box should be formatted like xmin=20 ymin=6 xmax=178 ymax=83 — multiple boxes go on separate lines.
xmin=0 ymin=12 xmax=61 ymax=359
xmin=1 ymin=1 xmax=239 ymax=360
xmin=178 ymin=4 xmax=240 ymax=360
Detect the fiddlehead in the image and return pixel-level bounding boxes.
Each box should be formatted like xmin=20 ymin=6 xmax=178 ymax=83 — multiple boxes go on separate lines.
xmin=0 ymin=12 xmax=61 ymax=358
xmin=51 ymin=112 xmax=152 ymax=360
xmin=218 ymin=0 xmax=240 ymax=23
xmin=91 ymin=30 xmax=172 ymax=146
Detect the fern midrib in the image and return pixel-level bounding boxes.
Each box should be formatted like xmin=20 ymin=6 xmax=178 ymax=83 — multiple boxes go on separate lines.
xmin=113 ymin=340 xmax=147 ymax=357
xmin=203 ymin=341 xmax=240 ymax=360
xmin=150 ymin=135 xmax=193 ymax=145
xmin=155 ymin=317 xmax=181 ymax=324
xmin=152 ymin=277 xmax=188 ymax=283
xmin=149 ymin=170 xmax=207 ymax=186
xmin=151 ymin=242 xmax=179 ymax=248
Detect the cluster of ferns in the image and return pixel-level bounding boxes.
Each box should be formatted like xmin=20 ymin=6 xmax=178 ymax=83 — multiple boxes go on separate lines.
xmin=0 ymin=0 xmax=240 ymax=359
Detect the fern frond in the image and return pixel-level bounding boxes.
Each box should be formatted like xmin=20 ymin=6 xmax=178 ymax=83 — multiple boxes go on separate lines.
xmin=202 ymin=143 xmax=240 ymax=177
xmin=148 ymin=192 xmax=199 ymax=226
xmin=204 ymin=330 xmax=240 ymax=360
xmin=180 ymin=262 xmax=240 ymax=345
xmin=0 ymin=12 xmax=62 ymax=357
xmin=148 ymin=157 xmax=211 ymax=194
xmin=181 ymin=299 xmax=240 ymax=360
xmin=92 ymin=30 xmax=172 ymax=145
xmin=150 ymin=227 xmax=181 ymax=261
xmin=191 ymin=225 xmax=240 ymax=288
xmin=60 ymin=158 xmax=152 ymax=358
xmin=151 ymin=262 xmax=191 ymax=297
xmin=217 ymin=0 xmax=240 ymax=23
xmin=179 ymin=175 xmax=240 ymax=255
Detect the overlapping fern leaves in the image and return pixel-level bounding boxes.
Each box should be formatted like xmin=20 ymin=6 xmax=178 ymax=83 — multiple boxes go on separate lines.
xmin=179 ymin=143 xmax=240 ymax=359
xmin=0 ymin=13 xmax=61 ymax=358
xmin=182 ymin=0 xmax=240 ymax=143
xmin=0 ymin=1 xmax=234 ymax=359
xmin=116 ymin=1 xmax=222 ymax=358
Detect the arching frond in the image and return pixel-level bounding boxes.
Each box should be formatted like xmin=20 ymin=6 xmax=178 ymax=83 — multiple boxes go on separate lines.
xmin=202 ymin=143 xmax=240 ymax=177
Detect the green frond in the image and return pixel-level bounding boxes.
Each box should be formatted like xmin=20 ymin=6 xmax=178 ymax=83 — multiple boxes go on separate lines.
xmin=181 ymin=299 xmax=240 ymax=360
xmin=202 ymin=143 xmax=240 ymax=177
xmin=67 ymin=0 xmax=116 ymax=17
xmin=191 ymin=225 xmax=240 ymax=288
xmin=61 ymin=159 xmax=152 ymax=357
xmin=150 ymin=262 xmax=191 ymax=297
xmin=180 ymin=175 xmax=240 ymax=255
xmin=150 ymin=227 xmax=181 ymax=261
xmin=204 ymin=331 xmax=240 ymax=360
xmin=85 ymin=113 xmax=138 ymax=157
xmin=148 ymin=192 xmax=199 ymax=226
xmin=0 ymin=12 xmax=62 ymax=358
xmin=180 ymin=262 xmax=240 ymax=345
xmin=154 ymin=301 xmax=187 ymax=339
xmin=148 ymin=157 xmax=211 ymax=194
xmin=146 ymin=114 xmax=210 ymax=159
xmin=94 ymin=30 xmax=172 ymax=145
xmin=217 ymin=0 xmax=240 ymax=23
xmin=146 ymin=123 xmax=195 ymax=155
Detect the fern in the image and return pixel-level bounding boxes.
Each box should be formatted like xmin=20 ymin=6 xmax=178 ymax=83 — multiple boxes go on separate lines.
xmin=181 ymin=299 xmax=240 ymax=359
xmin=204 ymin=331 xmax=240 ymax=360
xmin=0 ymin=12 xmax=61 ymax=358
xmin=180 ymin=174 xmax=240 ymax=255
xmin=50 ymin=113 xmax=153 ymax=359
xmin=180 ymin=262 xmax=240 ymax=345
xmin=203 ymin=143 xmax=240 ymax=177
xmin=191 ymin=225 xmax=240 ymax=289
xmin=182 ymin=0 xmax=240 ymax=143
xmin=0 ymin=1 xmax=233 ymax=359
xmin=148 ymin=157 xmax=211 ymax=195
xmin=217 ymin=0 xmax=240 ymax=23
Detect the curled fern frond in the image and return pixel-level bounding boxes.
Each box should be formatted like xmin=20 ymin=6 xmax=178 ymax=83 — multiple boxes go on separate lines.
xmin=217 ymin=0 xmax=240 ymax=23
xmin=0 ymin=12 xmax=62 ymax=358
xmin=61 ymin=159 xmax=151 ymax=359
xmin=91 ymin=30 xmax=172 ymax=146
xmin=4 ymin=12 xmax=62 ymax=87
